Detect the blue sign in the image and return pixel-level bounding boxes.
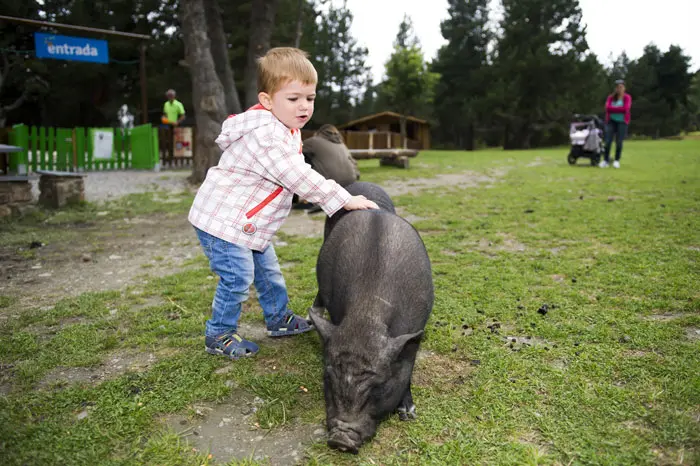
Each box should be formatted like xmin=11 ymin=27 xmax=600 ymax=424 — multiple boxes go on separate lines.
xmin=34 ymin=32 xmax=109 ymax=64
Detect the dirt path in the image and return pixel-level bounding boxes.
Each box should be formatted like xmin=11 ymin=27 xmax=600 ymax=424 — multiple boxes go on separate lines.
xmin=3 ymin=170 xmax=503 ymax=311
xmin=0 ymin=210 xmax=327 ymax=312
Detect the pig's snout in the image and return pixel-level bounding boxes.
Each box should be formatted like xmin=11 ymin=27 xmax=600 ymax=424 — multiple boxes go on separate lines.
xmin=328 ymin=428 xmax=360 ymax=454
xmin=327 ymin=418 xmax=370 ymax=454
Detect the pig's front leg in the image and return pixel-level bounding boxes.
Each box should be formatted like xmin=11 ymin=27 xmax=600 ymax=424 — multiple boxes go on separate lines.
xmin=310 ymin=294 xmax=325 ymax=318
xmin=397 ymin=385 xmax=417 ymax=421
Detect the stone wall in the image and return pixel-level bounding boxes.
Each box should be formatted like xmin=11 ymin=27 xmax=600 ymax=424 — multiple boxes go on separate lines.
xmin=0 ymin=179 xmax=33 ymax=217
xmin=38 ymin=175 xmax=85 ymax=208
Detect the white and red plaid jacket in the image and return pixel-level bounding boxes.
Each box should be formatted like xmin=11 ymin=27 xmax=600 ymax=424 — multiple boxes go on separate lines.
xmin=188 ymin=105 xmax=352 ymax=251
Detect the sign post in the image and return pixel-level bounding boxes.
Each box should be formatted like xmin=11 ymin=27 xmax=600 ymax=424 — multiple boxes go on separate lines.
xmin=34 ymin=32 xmax=109 ymax=64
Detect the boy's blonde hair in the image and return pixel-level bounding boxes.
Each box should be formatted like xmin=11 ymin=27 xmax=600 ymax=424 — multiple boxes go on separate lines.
xmin=257 ymin=47 xmax=318 ymax=95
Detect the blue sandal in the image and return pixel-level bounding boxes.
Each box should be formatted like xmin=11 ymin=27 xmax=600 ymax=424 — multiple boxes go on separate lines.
xmin=267 ymin=313 xmax=315 ymax=337
xmin=205 ymin=332 xmax=259 ymax=360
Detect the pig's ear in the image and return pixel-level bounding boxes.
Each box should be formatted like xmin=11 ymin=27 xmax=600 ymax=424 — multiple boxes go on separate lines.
xmin=309 ymin=306 xmax=334 ymax=342
xmin=387 ymin=330 xmax=424 ymax=358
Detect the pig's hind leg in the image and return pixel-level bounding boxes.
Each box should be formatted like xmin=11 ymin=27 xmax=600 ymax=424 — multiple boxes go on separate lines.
xmin=397 ymin=385 xmax=417 ymax=421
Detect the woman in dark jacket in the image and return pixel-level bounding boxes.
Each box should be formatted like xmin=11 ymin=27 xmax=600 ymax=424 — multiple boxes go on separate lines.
xmin=601 ymin=79 xmax=632 ymax=168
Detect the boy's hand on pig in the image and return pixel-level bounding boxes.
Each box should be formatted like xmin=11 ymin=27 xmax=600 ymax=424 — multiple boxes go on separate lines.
xmin=343 ymin=195 xmax=379 ymax=211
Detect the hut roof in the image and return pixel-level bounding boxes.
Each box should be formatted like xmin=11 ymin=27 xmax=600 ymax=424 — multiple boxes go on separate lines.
xmin=337 ymin=111 xmax=428 ymax=129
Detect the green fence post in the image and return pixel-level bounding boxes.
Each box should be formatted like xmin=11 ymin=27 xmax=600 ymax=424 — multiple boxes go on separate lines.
xmin=55 ymin=128 xmax=64 ymax=171
xmin=8 ymin=124 xmax=29 ymax=174
xmin=29 ymin=126 xmax=38 ymax=173
xmin=74 ymin=128 xmax=85 ymax=171
xmin=151 ymin=126 xmax=160 ymax=171
xmin=56 ymin=128 xmax=71 ymax=172
xmin=85 ymin=128 xmax=97 ymax=170
xmin=129 ymin=125 xmax=142 ymax=169
xmin=39 ymin=126 xmax=47 ymax=171
xmin=48 ymin=127 xmax=57 ymax=171
xmin=125 ymin=128 xmax=132 ymax=169
xmin=129 ymin=124 xmax=158 ymax=171
xmin=116 ymin=128 xmax=125 ymax=169
xmin=110 ymin=128 xmax=117 ymax=171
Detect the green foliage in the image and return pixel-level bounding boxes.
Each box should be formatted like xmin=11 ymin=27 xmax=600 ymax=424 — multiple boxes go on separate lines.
xmin=618 ymin=44 xmax=694 ymax=138
xmin=688 ymin=71 xmax=700 ymax=131
xmin=2 ymin=0 xmax=183 ymax=127
xmin=307 ymin=1 xmax=372 ymax=126
xmin=493 ymin=0 xmax=602 ymax=149
xmin=394 ymin=14 xmax=420 ymax=50
xmin=0 ymin=2 xmax=51 ymax=125
xmin=380 ymin=16 xmax=439 ymax=119
xmin=432 ymin=0 xmax=492 ymax=150
xmin=2 ymin=0 xmax=371 ymax=129
xmin=2 ymin=0 xmax=698 ymax=145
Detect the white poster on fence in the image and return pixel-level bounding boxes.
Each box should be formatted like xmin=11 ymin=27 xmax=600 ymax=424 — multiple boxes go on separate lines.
xmin=93 ymin=130 xmax=114 ymax=160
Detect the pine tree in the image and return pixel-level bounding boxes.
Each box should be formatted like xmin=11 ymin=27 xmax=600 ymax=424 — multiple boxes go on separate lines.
xmin=380 ymin=15 xmax=438 ymax=147
xmin=688 ymin=71 xmax=700 ymax=132
xmin=609 ymin=52 xmax=631 ymax=81
xmin=657 ymin=45 xmax=693 ymax=135
xmin=432 ymin=0 xmax=492 ymax=150
xmin=308 ymin=0 xmax=370 ymax=126
xmin=624 ymin=45 xmax=668 ymax=138
xmin=495 ymin=0 xmax=591 ymax=148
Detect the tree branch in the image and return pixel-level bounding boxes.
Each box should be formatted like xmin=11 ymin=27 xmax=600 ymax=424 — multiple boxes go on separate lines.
xmin=3 ymin=89 xmax=29 ymax=113
xmin=2 ymin=76 xmax=49 ymax=113
xmin=0 ymin=51 xmax=21 ymax=95
xmin=0 ymin=52 xmax=9 ymax=94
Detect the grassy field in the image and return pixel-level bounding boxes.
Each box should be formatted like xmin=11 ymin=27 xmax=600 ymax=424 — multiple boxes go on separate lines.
xmin=1 ymin=140 xmax=698 ymax=465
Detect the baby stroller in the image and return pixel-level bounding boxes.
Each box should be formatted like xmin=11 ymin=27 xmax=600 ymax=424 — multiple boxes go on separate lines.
xmin=567 ymin=114 xmax=604 ymax=166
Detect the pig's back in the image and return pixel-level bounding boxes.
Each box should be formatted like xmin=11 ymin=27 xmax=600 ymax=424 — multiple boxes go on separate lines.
xmin=317 ymin=210 xmax=433 ymax=335
xmin=323 ymin=182 xmax=396 ymax=241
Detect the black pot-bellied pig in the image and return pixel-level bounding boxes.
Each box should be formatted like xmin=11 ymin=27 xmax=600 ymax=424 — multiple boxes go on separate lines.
xmin=321 ymin=181 xmax=396 ymax=241
xmin=309 ymin=182 xmax=434 ymax=454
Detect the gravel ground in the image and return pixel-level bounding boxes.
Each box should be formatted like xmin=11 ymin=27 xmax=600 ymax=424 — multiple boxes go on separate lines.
xmin=26 ymin=166 xmax=506 ymax=205
xmin=29 ymin=169 xmax=193 ymax=203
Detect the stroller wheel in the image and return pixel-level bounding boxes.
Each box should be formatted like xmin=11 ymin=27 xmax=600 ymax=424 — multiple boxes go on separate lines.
xmin=567 ymin=152 xmax=577 ymax=165
xmin=590 ymin=155 xmax=600 ymax=166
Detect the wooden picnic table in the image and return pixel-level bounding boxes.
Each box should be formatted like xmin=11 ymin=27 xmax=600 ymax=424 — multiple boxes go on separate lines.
xmin=349 ymin=148 xmax=419 ymax=169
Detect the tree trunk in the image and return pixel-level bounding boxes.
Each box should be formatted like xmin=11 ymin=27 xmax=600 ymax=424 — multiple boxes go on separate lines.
xmin=464 ymin=122 xmax=476 ymax=151
xmin=294 ymin=0 xmax=303 ymax=48
xmin=204 ymin=0 xmax=242 ymax=114
xmin=503 ymin=121 xmax=530 ymax=150
xmin=244 ymin=0 xmax=279 ymax=108
xmin=399 ymin=114 xmax=407 ymax=149
xmin=180 ymin=0 xmax=228 ymax=184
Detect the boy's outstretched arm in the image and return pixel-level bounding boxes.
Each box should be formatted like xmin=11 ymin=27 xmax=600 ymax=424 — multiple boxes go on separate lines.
xmin=255 ymin=129 xmax=377 ymax=216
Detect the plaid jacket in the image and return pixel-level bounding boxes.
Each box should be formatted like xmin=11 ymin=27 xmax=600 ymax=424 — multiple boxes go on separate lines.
xmin=188 ymin=105 xmax=352 ymax=251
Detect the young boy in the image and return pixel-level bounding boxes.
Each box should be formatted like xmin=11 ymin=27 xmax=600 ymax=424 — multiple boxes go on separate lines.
xmin=188 ymin=47 xmax=378 ymax=360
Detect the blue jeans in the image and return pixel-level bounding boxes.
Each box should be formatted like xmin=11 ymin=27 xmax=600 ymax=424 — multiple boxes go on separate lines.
xmin=604 ymin=120 xmax=628 ymax=162
xmin=194 ymin=227 xmax=290 ymax=337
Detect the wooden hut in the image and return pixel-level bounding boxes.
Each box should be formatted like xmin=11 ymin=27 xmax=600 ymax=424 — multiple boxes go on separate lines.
xmin=336 ymin=111 xmax=431 ymax=151
xmin=301 ymin=112 xmax=431 ymax=169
